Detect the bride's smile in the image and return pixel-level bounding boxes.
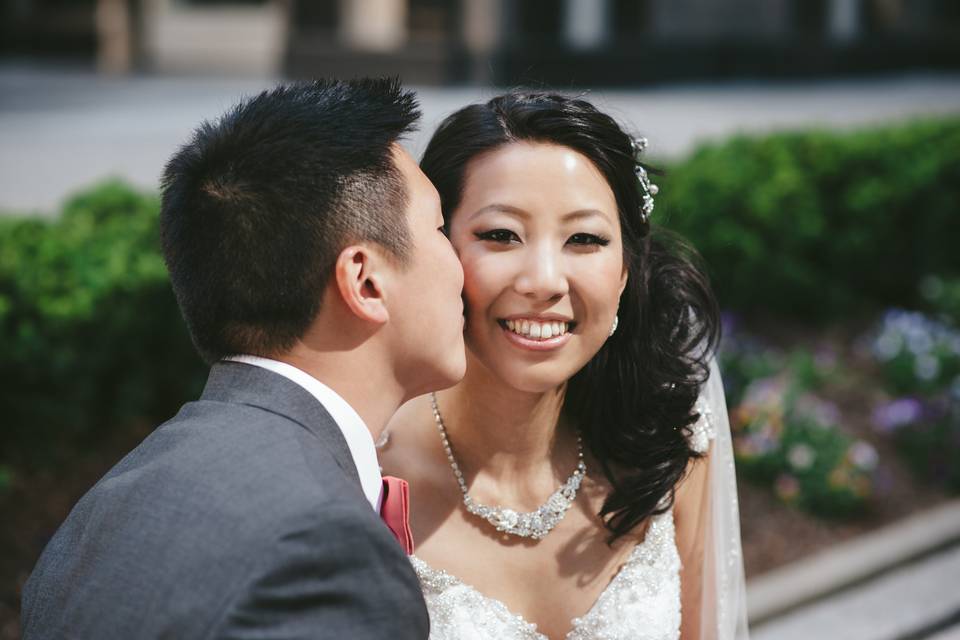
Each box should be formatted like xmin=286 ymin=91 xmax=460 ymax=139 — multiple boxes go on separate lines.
xmin=498 ymin=315 xmax=575 ymax=351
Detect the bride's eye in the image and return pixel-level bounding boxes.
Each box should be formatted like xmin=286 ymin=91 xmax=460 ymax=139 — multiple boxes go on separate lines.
xmin=568 ymin=233 xmax=610 ymax=247
xmin=475 ymin=229 xmax=520 ymax=244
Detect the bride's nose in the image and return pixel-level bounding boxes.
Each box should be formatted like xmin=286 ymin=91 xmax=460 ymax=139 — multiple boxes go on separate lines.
xmin=514 ymin=242 xmax=568 ymax=301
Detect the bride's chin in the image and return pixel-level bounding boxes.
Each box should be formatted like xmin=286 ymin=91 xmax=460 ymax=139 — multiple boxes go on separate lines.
xmin=493 ymin=363 xmax=572 ymax=394
xmin=465 ymin=335 xmax=577 ymax=391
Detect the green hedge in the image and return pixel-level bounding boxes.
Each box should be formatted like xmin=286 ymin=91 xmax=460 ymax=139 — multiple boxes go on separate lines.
xmin=659 ymin=117 xmax=960 ymax=319
xmin=0 ymin=181 xmax=205 ymax=468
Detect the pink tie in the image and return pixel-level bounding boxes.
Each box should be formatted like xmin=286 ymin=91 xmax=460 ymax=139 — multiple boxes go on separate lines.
xmin=379 ymin=475 xmax=414 ymax=554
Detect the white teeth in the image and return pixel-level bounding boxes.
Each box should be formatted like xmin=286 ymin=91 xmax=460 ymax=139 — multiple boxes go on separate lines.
xmin=503 ymin=319 xmax=570 ymax=340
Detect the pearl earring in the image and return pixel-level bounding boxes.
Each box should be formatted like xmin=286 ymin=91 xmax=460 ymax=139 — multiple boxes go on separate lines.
xmin=609 ymin=315 xmax=619 ymax=337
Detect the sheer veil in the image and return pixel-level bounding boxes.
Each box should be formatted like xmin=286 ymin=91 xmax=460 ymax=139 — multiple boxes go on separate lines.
xmin=697 ymin=358 xmax=750 ymax=639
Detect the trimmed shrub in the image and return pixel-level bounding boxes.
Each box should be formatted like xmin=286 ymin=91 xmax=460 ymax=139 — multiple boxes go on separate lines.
xmin=659 ymin=117 xmax=960 ymax=319
xmin=0 ymin=181 xmax=205 ymax=467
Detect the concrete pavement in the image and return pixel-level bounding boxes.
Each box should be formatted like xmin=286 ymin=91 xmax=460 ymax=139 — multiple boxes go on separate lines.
xmin=748 ymin=500 xmax=960 ymax=625
xmin=751 ymin=540 xmax=960 ymax=640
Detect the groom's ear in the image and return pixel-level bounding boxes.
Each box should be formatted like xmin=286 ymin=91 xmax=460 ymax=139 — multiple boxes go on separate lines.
xmin=333 ymin=245 xmax=390 ymax=325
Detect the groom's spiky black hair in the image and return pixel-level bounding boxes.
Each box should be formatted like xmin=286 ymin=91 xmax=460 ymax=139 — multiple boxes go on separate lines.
xmin=160 ymin=78 xmax=420 ymax=364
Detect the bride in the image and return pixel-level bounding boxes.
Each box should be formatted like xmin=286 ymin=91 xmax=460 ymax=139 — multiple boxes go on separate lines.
xmin=380 ymin=92 xmax=749 ymax=640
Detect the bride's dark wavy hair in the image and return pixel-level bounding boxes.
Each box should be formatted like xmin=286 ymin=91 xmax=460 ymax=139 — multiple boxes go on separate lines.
xmin=420 ymin=92 xmax=721 ymax=542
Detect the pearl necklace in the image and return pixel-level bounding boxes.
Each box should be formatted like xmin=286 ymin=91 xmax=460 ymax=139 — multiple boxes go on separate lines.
xmin=430 ymin=392 xmax=586 ymax=540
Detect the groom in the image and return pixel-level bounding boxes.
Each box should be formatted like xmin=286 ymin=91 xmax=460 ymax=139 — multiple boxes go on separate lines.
xmin=20 ymin=79 xmax=465 ymax=638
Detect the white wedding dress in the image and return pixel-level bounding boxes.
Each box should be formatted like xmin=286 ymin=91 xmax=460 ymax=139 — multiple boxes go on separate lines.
xmin=410 ymin=361 xmax=750 ymax=640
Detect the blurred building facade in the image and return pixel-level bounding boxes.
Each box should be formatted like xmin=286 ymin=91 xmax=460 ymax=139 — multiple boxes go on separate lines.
xmin=3 ymin=0 xmax=959 ymax=83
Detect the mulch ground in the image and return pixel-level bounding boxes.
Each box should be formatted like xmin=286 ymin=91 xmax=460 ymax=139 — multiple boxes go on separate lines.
xmin=740 ymin=473 xmax=949 ymax=576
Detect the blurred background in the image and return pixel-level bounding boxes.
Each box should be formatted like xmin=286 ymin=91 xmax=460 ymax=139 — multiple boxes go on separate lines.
xmin=2 ymin=1 xmax=960 ymax=639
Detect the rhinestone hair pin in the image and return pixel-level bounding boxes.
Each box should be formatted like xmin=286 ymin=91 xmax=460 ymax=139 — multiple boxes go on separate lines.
xmin=630 ymin=136 xmax=659 ymax=224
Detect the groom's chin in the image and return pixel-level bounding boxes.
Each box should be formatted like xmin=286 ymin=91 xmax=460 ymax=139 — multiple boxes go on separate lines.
xmin=406 ymin=359 xmax=467 ymax=402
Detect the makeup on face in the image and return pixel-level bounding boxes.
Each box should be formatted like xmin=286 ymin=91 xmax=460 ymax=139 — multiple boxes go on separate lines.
xmin=449 ymin=142 xmax=627 ymax=392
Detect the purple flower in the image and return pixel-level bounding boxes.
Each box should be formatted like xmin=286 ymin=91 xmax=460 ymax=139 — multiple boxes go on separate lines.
xmin=849 ymin=441 xmax=879 ymax=471
xmin=794 ymin=393 xmax=840 ymax=428
xmin=873 ymin=330 xmax=903 ymax=361
xmin=914 ymin=354 xmax=940 ymax=381
xmin=871 ymin=308 xmax=960 ymax=367
xmin=872 ymin=397 xmax=924 ymax=433
xmin=743 ymin=376 xmax=787 ymax=406
xmin=751 ymin=431 xmax=780 ymax=455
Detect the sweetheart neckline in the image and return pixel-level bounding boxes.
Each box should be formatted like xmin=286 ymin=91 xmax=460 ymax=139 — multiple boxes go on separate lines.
xmin=409 ymin=508 xmax=673 ymax=640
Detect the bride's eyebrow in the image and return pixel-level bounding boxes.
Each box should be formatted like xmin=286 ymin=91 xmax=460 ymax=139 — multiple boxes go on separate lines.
xmin=466 ymin=203 xmax=530 ymax=221
xmin=467 ymin=205 xmax=613 ymax=225
xmin=562 ymin=209 xmax=612 ymax=224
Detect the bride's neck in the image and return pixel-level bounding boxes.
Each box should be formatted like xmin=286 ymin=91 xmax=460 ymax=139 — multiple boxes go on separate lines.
xmin=436 ymin=354 xmax=575 ymax=484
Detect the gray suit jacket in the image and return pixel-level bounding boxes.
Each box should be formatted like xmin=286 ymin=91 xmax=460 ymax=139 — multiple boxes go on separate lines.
xmin=21 ymin=361 xmax=429 ymax=639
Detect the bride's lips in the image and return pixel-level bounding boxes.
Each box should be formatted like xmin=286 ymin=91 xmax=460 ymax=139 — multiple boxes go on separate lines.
xmin=497 ymin=318 xmax=575 ymax=352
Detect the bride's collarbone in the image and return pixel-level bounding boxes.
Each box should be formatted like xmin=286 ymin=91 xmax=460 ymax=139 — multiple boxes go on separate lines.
xmin=416 ymin=504 xmax=641 ymax=607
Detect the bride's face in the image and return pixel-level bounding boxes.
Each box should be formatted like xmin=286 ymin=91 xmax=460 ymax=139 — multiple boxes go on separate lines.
xmin=447 ymin=141 xmax=628 ymax=393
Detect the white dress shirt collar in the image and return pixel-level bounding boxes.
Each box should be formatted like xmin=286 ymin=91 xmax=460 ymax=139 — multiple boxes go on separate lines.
xmin=223 ymin=355 xmax=383 ymax=511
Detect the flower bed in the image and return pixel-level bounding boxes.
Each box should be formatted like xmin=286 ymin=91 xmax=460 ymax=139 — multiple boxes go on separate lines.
xmin=723 ymin=313 xmax=958 ymax=575
xmin=722 ymin=320 xmax=878 ymax=518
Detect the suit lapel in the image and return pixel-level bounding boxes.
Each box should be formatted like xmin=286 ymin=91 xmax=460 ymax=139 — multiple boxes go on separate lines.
xmin=199 ymin=361 xmax=363 ymax=488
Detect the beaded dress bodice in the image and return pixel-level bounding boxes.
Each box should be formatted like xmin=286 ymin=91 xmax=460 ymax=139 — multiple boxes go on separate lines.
xmin=411 ymin=507 xmax=680 ymax=640
xmin=410 ymin=401 xmax=717 ymax=640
